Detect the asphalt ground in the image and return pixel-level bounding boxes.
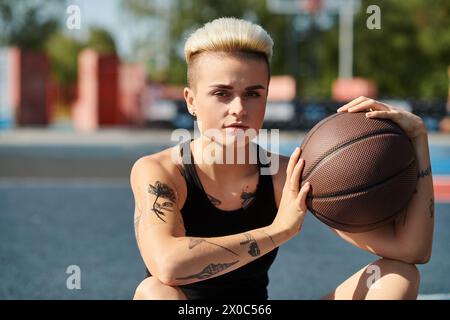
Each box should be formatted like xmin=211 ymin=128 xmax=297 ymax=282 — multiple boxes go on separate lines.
xmin=0 ymin=129 xmax=449 ymax=299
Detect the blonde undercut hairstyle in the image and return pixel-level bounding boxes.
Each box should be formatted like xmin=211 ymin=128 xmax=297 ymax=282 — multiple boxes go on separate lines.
xmin=184 ymin=17 xmax=274 ymax=87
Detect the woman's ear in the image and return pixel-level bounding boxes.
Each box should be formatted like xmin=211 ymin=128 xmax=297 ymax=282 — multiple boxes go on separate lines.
xmin=184 ymin=87 xmax=196 ymax=116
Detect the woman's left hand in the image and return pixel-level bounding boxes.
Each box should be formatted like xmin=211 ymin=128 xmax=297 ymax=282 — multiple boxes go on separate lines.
xmin=337 ymin=96 xmax=427 ymax=141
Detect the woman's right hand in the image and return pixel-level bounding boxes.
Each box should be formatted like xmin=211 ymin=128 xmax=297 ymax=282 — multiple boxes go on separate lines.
xmin=272 ymin=147 xmax=311 ymax=238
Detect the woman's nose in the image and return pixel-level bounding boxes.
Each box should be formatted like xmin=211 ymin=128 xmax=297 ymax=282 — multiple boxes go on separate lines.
xmin=228 ymin=97 xmax=247 ymax=117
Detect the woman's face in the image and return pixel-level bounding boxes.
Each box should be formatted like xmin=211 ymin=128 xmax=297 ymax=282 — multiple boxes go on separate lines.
xmin=184 ymin=52 xmax=269 ymax=146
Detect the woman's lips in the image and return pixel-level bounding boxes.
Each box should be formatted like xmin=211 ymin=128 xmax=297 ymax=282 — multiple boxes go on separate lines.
xmin=224 ymin=125 xmax=249 ymax=133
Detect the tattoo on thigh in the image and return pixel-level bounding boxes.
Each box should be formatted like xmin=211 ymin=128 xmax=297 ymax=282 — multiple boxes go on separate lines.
xmin=429 ymin=198 xmax=434 ymax=219
xmin=187 ymin=238 xmax=239 ymax=256
xmin=175 ymin=261 xmax=239 ymax=280
xmin=240 ymin=233 xmax=261 ymax=257
xmin=147 ymin=181 xmax=176 ymax=222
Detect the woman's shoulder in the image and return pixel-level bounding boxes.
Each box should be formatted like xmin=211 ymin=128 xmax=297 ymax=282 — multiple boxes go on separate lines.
xmin=130 ymin=145 xmax=187 ymax=205
xmin=132 ymin=145 xmax=183 ymax=174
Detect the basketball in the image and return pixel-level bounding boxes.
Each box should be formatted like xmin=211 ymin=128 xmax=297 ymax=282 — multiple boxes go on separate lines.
xmin=299 ymin=112 xmax=418 ymax=233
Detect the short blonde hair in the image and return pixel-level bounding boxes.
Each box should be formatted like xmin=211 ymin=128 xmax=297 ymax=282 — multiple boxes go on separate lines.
xmin=184 ymin=17 xmax=274 ymax=63
xmin=184 ymin=17 xmax=274 ymax=87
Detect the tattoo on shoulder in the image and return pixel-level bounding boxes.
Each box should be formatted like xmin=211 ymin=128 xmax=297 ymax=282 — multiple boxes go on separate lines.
xmin=175 ymin=261 xmax=239 ymax=280
xmin=206 ymin=193 xmax=222 ymax=206
xmin=147 ymin=181 xmax=176 ymax=222
xmin=187 ymin=238 xmax=239 ymax=256
xmin=241 ymin=186 xmax=256 ymax=209
xmin=417 ymin=165 xmax=432 ymax=179
xmin=240 ymin=233 xmax=261 ymax=257
xmin=429 ymin=198 xmax=434 ymax=219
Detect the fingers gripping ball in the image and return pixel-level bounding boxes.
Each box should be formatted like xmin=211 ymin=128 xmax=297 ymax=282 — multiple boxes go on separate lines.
xmin=299 ymin=112 xmax=418 ymax=233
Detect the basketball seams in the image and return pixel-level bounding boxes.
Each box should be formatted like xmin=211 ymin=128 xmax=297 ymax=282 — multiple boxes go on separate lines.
xmin=308 ymin=205 xmax=402 ymax=233
xmin=307 ymin=157 xmax=417 ymax=199
xmin=302 ymin=130 xmax=405 ymax=181
xmin=300 ymin=112 xmax=417 ymax=232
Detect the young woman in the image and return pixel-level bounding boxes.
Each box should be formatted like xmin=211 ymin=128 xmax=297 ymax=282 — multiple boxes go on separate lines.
xmin=131 ymin=17 xmax=434 ymax=300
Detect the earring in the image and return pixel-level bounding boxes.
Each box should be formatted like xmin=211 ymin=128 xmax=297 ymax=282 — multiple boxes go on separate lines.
xmin=192 ymin=111 xmax=196 ymax=117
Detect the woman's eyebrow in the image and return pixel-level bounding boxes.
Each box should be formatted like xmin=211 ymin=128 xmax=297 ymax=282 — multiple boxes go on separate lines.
xmin=208 ymin=84 xmax=233 ymax=89
xmin=245 ymin=85 xmax=266 ymax=91
xmin=208 ymin=84 xmax=266 ymax=90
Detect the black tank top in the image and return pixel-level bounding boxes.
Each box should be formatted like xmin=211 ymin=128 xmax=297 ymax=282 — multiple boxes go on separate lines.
xmin=147 ymin=139 xmax=279 ymax=300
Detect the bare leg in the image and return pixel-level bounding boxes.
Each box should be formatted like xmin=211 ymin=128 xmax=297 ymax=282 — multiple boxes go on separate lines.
xmin=322 ymin=258 xmax=420 ymax=300
xmin=133 ymin=276 xmax=188 ymax=300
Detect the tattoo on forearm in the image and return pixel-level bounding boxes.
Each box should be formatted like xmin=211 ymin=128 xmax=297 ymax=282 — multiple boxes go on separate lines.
xmin=429 ymin=198 xmax=434 ymax=219
xmin=187 ymin=238 xmax=239 ymax=256
xmin=417 ymin=165 xmax=432 ymax=179
xmin=175 ymin=261 xmax=239 ymax=280
xmin=240 ymin=233 xmax=261 ymax=257
xmin=188 ymin=238 xmax=204 ymax=249
xmin=147 ymin=181 xmax=176 ymax=222
xmin=241 ymin=186 xmax=256 ymax=209
xmin=206 ymin=193 xmax=222 ymax=206
xmin=256 ymin=230 xmax=276 ymax=248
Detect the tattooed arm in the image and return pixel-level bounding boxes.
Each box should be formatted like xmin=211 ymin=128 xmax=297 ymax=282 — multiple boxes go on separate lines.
xmin=168 ymin=230 xmax=281 ymax=286
xmin=332 ymin=131 xmax=434 ymax=264
xmin=130 ymin=156 xmax=288 ymax=286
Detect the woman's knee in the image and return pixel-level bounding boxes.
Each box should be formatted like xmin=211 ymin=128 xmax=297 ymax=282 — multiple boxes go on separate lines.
xmin=133 ymin=276 xmax=187 ymax=300
xmin=367 ymin=258 xmax=420 ymax=299
xmin=375 ymin=258 xmax=420 ymax=284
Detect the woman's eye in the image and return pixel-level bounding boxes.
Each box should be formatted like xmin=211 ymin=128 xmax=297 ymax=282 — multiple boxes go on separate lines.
xmin=245 ymin=91 xmax=261 ymax=97
xmin=214 ymin=91 xmax=229 ymax=97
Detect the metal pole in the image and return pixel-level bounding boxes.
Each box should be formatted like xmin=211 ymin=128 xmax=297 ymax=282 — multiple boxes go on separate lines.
xmin=339 ymin=0 xmax=353 ymax=79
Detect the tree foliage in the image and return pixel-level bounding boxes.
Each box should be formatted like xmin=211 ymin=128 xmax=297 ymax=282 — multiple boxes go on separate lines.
xmin=98 ymin=0 xmax=450 ymax=99
xmin=0 ymin=0 xmax=62 ymax=51
xmin=85 ymin=26 xmax=117 ymax=56
xmin=45 ymin=32 xmax=83 ymax=87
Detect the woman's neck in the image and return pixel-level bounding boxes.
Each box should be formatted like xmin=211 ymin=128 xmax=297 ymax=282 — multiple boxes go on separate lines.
xmin=191 ymin=137 xmax=259 ymax=184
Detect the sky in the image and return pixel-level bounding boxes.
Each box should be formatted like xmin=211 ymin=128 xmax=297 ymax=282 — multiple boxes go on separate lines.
xmin=66 ymin=0 xmax=134 ymax=58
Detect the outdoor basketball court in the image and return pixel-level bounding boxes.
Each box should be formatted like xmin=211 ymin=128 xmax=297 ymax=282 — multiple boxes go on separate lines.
xmin=0 ymin=130 xmax=448 ymax=299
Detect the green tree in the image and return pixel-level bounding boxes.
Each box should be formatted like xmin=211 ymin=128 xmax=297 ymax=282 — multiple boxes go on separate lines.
xmin=45 ymin=27 xmax=117 ymax=115
xmin=0 ymin=0 xmax=62 ymax=51
xmin=45 ymin=26 xmax=117 ymax=88
xmin=120 ymin=0 xmax=292 ymax=84
xmin=121 ymin=0 xmax=449 ymax=99
xmin=312 ymin=0 xmax=449 ymax=99
xmin=45 ymin=32 xmax=83 ymax=87
xmin=85 ymin=26 xmax=117 ymax=55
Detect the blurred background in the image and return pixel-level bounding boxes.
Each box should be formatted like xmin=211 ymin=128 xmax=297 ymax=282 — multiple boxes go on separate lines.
xmin=0 ymin=0 xmax=449 ymax=299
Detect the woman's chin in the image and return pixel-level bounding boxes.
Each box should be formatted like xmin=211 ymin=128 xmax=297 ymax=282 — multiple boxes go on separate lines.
xmin=222 ymin=129 xmax=255 ymax=147
xmin=201 ymin=127 xmax=258 ymax=147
